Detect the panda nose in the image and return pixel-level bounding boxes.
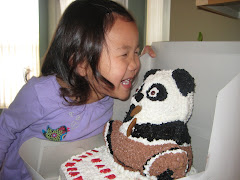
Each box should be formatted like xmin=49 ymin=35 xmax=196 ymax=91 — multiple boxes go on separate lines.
xmin=135 ymin=92 xmax=144 ymax=102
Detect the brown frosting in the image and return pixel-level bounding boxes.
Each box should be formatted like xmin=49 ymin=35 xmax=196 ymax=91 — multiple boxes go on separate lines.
xmin=108 ymin=120 xmax=191 ymax=178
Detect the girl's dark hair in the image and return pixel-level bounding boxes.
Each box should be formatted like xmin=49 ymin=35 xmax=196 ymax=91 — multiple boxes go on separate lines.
xmin=41 ymin=0 xmax=135 ymax=105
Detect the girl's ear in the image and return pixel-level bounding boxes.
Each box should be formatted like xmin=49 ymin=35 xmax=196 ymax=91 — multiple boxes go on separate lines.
xmin=76 ymin=61 xmax=88 ymax=77
xmin=68 ymin=54 xmax=87 ymax=76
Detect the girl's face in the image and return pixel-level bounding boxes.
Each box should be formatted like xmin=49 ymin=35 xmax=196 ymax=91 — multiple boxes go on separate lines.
xmin=86 ymin=17 xmax=140 ymax=102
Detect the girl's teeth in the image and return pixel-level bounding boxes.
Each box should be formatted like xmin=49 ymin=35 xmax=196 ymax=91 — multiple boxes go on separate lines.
xmin=122 ymin=79 xmax=130 ymax=85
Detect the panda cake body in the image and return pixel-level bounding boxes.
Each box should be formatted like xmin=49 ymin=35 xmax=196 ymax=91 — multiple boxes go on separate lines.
xmin=104 ymin=69 xmax=195 ymax=179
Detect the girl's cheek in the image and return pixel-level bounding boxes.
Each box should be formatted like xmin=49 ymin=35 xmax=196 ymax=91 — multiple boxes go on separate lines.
xmin=136 ymin=61 xmax=141 ymax=72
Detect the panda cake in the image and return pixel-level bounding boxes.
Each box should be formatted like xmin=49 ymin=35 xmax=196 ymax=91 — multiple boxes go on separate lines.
xmin=104 ymin=69 xmax=195 ymax=179
xmin=60 ymin=68 xmax=196 ymax=180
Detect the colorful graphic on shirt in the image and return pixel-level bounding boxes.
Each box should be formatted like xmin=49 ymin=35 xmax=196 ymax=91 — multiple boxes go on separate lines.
xmin=42 ymin=125 xmax=70 ymax=141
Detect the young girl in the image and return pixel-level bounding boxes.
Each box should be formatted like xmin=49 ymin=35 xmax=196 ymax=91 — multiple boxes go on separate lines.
xmin=0 ymin=0 xmax=155 ymax=179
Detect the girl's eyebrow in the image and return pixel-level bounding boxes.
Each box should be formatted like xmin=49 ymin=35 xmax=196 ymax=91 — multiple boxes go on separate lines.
xmin=116 ymin=44 xmax=140 ymax=50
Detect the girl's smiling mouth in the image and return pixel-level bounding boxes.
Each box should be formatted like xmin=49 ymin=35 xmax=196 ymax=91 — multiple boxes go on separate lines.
xmin=121 ymin=78 xmax=133 ymax=89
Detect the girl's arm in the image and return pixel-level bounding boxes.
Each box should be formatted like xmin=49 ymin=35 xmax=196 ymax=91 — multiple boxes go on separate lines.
xmin=0 ymin=80 xmax=43 ymax=166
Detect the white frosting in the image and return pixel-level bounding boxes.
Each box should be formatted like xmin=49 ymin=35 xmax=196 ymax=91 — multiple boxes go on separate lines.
xmin=104 ymin=122 xmax=111 ymax=153
xmin=119 ymin=119 xmax=131 ymax=135
xmin=128 ymin=135 xmax=177 ymax=146
xmin=60 ymin=145 xmax=157 ymax=180
xmin=180 ymin=143 xmax=191 ymax=147
xmin=143 ymin=149 xmax=187 ymax=177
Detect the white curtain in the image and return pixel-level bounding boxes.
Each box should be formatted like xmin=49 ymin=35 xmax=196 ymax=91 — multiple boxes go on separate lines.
xmin=47 ymin=0 xmax=74 ymax=42
xmin=146 ymin=0 xmax=171 ymax=45
xmin=0 ymin=0 xmax=39 ymax=108
xmin=60 ymin=0 xmax=75 ymax=14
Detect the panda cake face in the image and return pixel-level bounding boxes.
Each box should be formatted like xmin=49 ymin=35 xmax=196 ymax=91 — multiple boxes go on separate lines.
xmin=104 ymin=68 xmax=195 ymax=179
xmin=119 ymin=69 xmax=195 ymax=144
xmin=130 ymin=69 xmax=194 ymax=125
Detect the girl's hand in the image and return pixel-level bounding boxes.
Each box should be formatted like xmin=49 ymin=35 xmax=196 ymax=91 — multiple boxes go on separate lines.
xmin=141 ymin=45 xmax=156 ymax=58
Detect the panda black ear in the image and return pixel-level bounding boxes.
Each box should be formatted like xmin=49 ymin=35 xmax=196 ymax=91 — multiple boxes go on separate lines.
xmin=172 ymin=69 xmax=195 ymax=96
xmin=143 ymin=69 xmax=161 ymax=81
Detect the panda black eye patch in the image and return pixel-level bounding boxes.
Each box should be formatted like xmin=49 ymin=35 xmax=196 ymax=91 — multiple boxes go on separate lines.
xmin=146 ymin=83 xmax=168 ymax=101
xmin=134 ymin=84 xmax=144 ymax=102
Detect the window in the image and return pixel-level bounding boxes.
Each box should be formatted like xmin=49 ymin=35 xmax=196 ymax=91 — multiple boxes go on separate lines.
xmin=146 ymin=0 xmax=171 ymax=45
xmin=0 ymin=0 xmax=39 ymax=108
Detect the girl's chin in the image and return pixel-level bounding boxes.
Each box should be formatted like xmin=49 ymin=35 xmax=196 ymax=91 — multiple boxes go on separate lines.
xmin=103 ymin=86 xmax=132 ymax=101
xmin=114 ymin=92 xmax=131 ymax=101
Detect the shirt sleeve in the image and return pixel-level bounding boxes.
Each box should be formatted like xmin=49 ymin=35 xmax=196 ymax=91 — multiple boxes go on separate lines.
xmin=0 ymin=79 xmax=44 ymax=166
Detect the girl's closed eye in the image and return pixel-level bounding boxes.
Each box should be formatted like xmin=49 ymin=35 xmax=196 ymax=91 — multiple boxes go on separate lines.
xmin=135 ymin=49 xmax=140 ymax=56
xmin=121 ymin=48 xmax=139 ymax=57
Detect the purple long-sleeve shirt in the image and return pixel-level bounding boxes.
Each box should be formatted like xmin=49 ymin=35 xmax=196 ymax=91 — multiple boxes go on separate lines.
xmin=0 ymin=75 xmax=113 ymax=179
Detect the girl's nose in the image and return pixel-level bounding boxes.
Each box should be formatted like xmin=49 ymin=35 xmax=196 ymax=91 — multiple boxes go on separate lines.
xmin=128 ymin=57 xmax=139 ymax=72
